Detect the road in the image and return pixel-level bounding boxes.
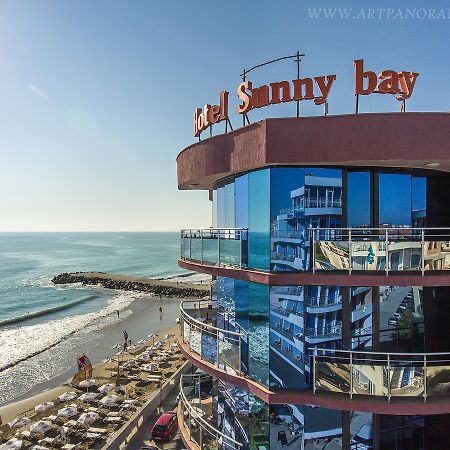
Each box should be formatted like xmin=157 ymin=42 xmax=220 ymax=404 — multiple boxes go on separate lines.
xmin=124 ymin=386 xmax=184 ymax=450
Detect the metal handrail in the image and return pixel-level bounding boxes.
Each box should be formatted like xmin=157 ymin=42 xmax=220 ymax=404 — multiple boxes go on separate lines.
xmin=315 ymin=347 xmax=450 ymax=359
xmin=179 ymin=375 xmax=244 ymax=448
xmin=180 ymin=300 xmax=244 ymax=338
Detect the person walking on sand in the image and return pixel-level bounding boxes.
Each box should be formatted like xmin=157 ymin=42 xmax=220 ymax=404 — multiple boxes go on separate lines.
xmin=116 ymin=310 xmax=120 ymax=318
xmin=123 ymin=330 xmax=128 ymax=350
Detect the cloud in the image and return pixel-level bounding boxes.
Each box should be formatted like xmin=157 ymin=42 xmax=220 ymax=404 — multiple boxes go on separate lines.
xmin=28 ymin=84 xmax=49 ymax=101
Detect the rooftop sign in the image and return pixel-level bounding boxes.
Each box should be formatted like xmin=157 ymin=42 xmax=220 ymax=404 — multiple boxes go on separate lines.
xmin=193 ymin=58 xmax=419 ymax=137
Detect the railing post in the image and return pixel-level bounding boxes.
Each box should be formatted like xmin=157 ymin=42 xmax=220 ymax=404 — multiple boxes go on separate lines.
xmin=385 ymin=229 xmax=389 ymax=275
xmin=349 ymin=351 xmax=353 ymax=399
xmin=387 ymin=354 xmax=391 ymax=402
xmin=199 ymin=325 xmax=203 ymax=360
xmin=189 ymin=230 xmax=192 ymax=261
xmin=216 ymin=330 xmax=220 ymax=369
xmin=217 ymin=231 xmax=221 ymax=266
xmin=238 ymin=335 xmax=242 ymax=376
xmin=348 ymin=229 xmax=352 ymax=275
xmin=421 ymin=229 xmax=425 ymax=275
xmin=200 ymin=231 xmax=203 ymax=265
xmin=239 ymin=230 xmax=242 ymax=269
xmin=312 ymin=229 xmax=316 ymax=274
xmin=313 ymin=348 xmax=317 ymax=393
xmin=423 ymin=354 xmax=427 ymax=403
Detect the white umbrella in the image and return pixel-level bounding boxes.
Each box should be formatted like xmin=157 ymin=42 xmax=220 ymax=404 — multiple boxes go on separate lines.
xmin=78 ymin=392 xmax=98 ymax=403
xmin=78 ymin=379 xmax=96 ymax=392
xmin=29 ymin=420 xmax=52 ymax=434
xmin=77 ymin=412 xmax=99 ymax=427
xmin=30 ymin=446 xmax=48 ymax=450
xmin=98 ymin=383 xmax=116 ymax=394
xmin=100 ymin=395 xmax=120 ymax=407
xmin=57 ymin=406 xmax=78 ymax=418
xmin=0 ymin=438 xmax=22 ymax=449
xmin=34 ymin=401 xmax=54 ymax=412
xmin=58 ymin=391 xmax=77 ymax=401
xmin=8 ymin=417 xmax=30 ymax=429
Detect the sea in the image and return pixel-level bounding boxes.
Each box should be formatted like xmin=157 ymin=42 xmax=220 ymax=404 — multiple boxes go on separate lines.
xmin=0 ymin=232 xmax=206 ymax=405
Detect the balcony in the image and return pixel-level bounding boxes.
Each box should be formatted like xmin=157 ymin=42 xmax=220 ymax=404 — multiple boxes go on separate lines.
xmin=180 ymin=300 xmax=245 ymax=377
xmin=180 ymin=228 xmax=248 ymax=269
xmin=305 ymin=322 xmax=342 ymax=342
xmin=178 ymin=373 xmax=244 ymax=450
xmin=313 ymin=348 xmax=450 ymax=402
xmin=312 ymin=227 xmax=450 ymax=274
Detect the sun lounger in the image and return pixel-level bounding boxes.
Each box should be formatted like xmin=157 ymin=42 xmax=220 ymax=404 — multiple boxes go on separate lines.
xmin=65 ymin=420 xmax=78 ymax=427
xmin=88 ymin=427 xmax=108 ymax=434
xmin=106 ymin=411 xmax=121 ymax=417
xmin=103 ymin=416 xmax=123 ymax=424
xmin=39 ymin=437 xmax=55 ymax=445
xmin=62 ymin=444 xmax=80 ymax=449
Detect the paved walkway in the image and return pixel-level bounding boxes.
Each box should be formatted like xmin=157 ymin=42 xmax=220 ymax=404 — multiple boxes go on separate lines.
xmin=124 ymin=386 xmax=184 ymax=450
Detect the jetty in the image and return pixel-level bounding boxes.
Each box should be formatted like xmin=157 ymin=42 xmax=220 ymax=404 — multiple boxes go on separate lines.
xmin=52 ymin=272 xmax=209 ymax=298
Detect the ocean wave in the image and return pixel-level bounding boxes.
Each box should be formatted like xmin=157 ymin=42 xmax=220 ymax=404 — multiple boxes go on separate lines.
xmin=0 ymin=291 xmax=140 ymax=372
xmin=0 ymin=295 xmax=99 ymax=327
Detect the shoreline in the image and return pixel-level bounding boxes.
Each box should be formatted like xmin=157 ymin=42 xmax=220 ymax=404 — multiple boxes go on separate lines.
xmin=0 ymin=295 xmax=184 ymax=413
xmin=0 ymin=321 xmax=183 ymax=426
xmin=52 ymin=271 xmax=210 ymax=298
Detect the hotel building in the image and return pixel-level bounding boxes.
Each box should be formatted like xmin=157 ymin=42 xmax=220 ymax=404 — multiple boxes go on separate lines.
xmin=176 ymin=112 xmax=450 ymax=449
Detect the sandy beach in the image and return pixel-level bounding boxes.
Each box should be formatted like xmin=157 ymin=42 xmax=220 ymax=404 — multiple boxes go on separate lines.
xmin=0 ymin=324 xmax=185 ymax=449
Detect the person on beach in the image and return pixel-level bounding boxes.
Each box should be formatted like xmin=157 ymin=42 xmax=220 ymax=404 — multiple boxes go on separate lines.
xmin=159 ymin=306 xmax=163 ymax=313
xmin=123 ymin=330 xmax=129 ymax=350
xmin=116 ymin=310 xmax=120 ymax=318
xmin=83 ymin=354 xmax=93 ymax=378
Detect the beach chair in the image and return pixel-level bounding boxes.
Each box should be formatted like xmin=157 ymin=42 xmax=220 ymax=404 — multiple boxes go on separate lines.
xmin=62 ymin=444 xmax=80 ymax=450
xmin=102 ymin=416 xmax=123 ymax=424
xmin=87 ymin=427 xmax=108 ymax=435
xmin=38 ymin=436 xmax=55 ymax=446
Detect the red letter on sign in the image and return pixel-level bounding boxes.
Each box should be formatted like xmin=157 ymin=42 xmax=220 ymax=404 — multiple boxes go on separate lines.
xmin=354 ymin=59 xmax=377 ymax=95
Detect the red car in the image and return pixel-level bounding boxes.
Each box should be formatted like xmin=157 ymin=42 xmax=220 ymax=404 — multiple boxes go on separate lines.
xmin=151 ymin=411 xmax=178 ymax=441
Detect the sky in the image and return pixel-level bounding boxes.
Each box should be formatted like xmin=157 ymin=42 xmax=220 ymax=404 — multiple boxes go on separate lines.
xmin=0 ymin=0 xmax=448 ymax=231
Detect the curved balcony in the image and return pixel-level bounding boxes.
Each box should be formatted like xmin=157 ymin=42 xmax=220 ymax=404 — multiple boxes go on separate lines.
xmin=313 ymin=348 xmax=450 ymax=402
xmin=180 ymin=299 xmax=245 ymax=377
xmin=178 ymin=373 xmax=244 ymax=450
xmin=179 ymin=303 xmax=450 ymax=414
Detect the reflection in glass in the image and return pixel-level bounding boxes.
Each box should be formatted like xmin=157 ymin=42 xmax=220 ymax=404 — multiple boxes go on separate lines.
xmin=225 ymin=182 xmax=235 ymax=229
xmin=412 ymin=176 xmax=426 ymax=228
xmin=269 ymin=404 xmax=304 ymax=448
xmin=248 ymin=170 xmax=270 ymax=270
xmin=379 ymin=173 xmax=411 ymax=227
xmin=314 ymin=241 xmax=349 ymax=270
xmin=315 ymin=360 xmax=351 ymax=393
xmin=248 ymin=283 xmax=270 ymax=387
xmin=426 ymin=366 xmax=450 ymax=396
xmin=350 ymin=287 xmax=373 ymax=350
xmin=303 ymin=406 xmax=342 ymax=449
xmin=350 ymin=412 xmax=373 ymax=450
xmin=248 ymin=394 xmax=270 ymax=450
xmin=347 ymin=171 xmax=371 ymax=228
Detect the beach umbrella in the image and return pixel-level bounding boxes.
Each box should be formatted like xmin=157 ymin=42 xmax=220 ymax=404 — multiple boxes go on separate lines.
xmin=78 ymin=392 xmax=98 ymax=403
xmin=98 ymin=383 xmax=116 ymax=394
xmin=29 ymin=420 xmax=52 ymax=434
xmin=58 ymin=391 xmax=77 ymax=401
xmin=8 ymin=417 xmax=30 ymax=429
xmin=34 ymin=401 xmax=54 ymax=412
xmin=57 ymin=406 xmax=78 ymax=418
xmin=78 ymin=378 xmax=96 ymax=392
xmin=77 ymin=412 xmax=99 ymax=427
xmin=100 ymin=395 xmax=120 ymax=407
xmin=30 ymin=446 xmax=48 ymax=450
xmin=0 ymin=438 xmax=22 ymax=449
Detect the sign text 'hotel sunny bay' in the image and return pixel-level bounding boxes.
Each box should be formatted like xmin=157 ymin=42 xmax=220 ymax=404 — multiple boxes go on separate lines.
xmin=193 ymin=58 xmax=419 ymax=137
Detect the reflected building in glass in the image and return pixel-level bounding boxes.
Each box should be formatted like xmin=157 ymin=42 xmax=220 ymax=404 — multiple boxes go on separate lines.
xmin=176 ymin=112 xmax=450 ymax=449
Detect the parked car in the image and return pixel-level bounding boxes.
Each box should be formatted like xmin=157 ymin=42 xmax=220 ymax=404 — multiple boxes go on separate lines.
xmin=405 ymin=293 xmax=413 ymax=299
xmin=388 ymin=317 xmax=399 ymax=326
xmin=151 ymin=411 xmax=178 ymax=441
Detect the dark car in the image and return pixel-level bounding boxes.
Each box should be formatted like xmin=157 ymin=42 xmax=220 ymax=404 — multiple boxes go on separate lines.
xmin=151 ymin=411 xmax=178 ymax=441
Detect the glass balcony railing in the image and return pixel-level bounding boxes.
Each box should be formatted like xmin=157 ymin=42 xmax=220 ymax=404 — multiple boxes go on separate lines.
xmin=313 ymin=348 xmax=450 ymax=402
xmin=180 ymin=300 xmax=245 ymax=377
xmin=179 ymin=373 xmax=244 ymax=450
xmin=180 ymin=228 xmax=248 ymax=268
xmin=305 ymin=322 xmax=342 ymax=340
xmin=312 ymin=227 xmax=450 ymax=274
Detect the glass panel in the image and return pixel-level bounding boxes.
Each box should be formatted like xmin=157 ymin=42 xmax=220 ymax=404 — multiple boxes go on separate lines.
xmin=314 ymin=241 xmax=350 ymax=270
xmin=248 ymin=283 xmax=270 ymax=387
xmin=235 ymin=174 xmax=249 ymax=229
xmin=201 ymin=329 xmax=218 ymax=364
xmin=389 ymin=365 xmax=424 ymax=397
xmin=352 ymin=240 xmax=385 ymax=271
xmin=424 ymin=241 xmax=450 ymax=270
xmin=303 ymin=405 xmax=342 ymax=449
xmin=181 ymin=234 xmax=190 ymax=260
xmin=248 ymin=169 xmax=270 ymax=271
xmin=225 ymin=182 xmax=235 ymax=229
xmin=269 ymin=404 xmax=304 ymax=448
xmin=379 ymin=287 xmax=424 ymax=353
xmin=347 ymin=171 xmax=371 ymax=228
xmin=212 ymin=189 xmax=218 ymax=228
xmin=191 ymin=236 xmax=202 ymax=263
xmin=270 ymin=168 xmax=307 ymax=272
xmin=350 ymin=287 xmax=373 ymax=350
xmin=379 ymin=173 xmax=411 ymax=227
xmin=352 ymin=361 xmax=386 ymax=396
xmin=218 ymin=333 xmax=241 ymax=374
xmin=217 ymin=186 xmax=226 ymax=229
xmin=183 ymin=320 xmax=190 ymax=344
xmin=190 ymin=415 xmax=201 ymax=448
xmin=189 ymin=325 xmax=202 ymax=356
xmin=426 ymin=365 xmax=450 ymax=396
xmin=203 ymin=235 xmax=218 ymax=265
xmin=350 ymin=412 xmax=373 ymax=450
xmin=235 ymin=280 xmax=249 ymax=375
xmin=412 ymin=176 xmax=426 ymax=228
xmin=315 ymin=360 xmax=351 ymax=393
xmin=248 ymin=395 xmax=269 ymax=450
xmin=219 ymin=232 xmax=241 ymax=266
